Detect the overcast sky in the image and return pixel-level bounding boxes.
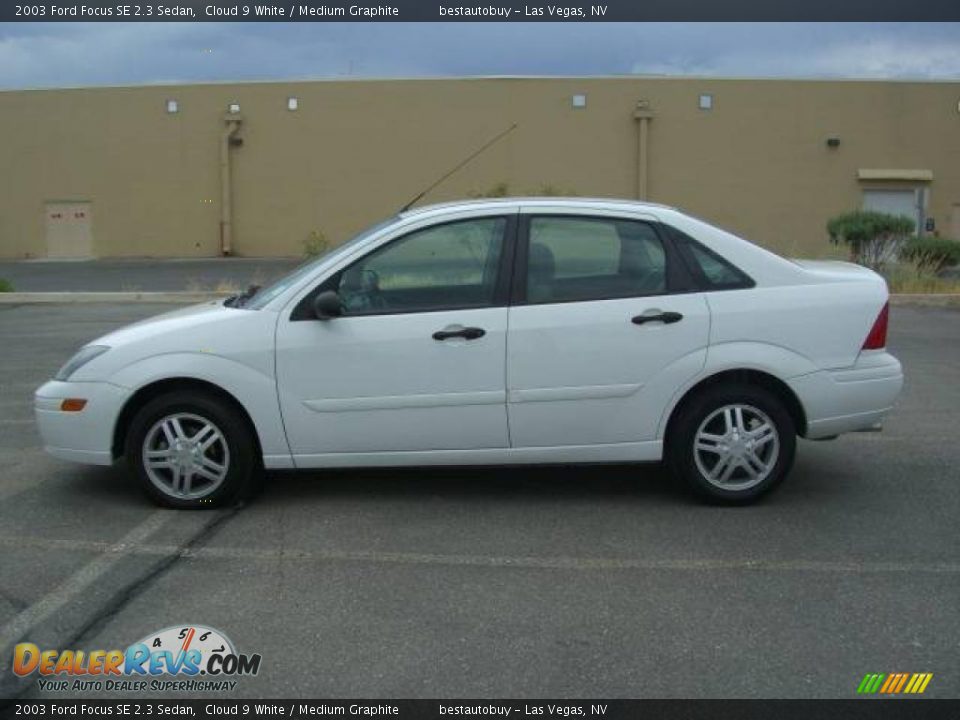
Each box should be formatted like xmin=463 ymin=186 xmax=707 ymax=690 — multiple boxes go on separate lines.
xmin=1 ymin=22 xmax=959 ymax=89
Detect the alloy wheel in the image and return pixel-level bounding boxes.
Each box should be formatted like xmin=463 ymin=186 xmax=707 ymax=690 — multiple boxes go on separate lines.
xmin=693 ymin=403 xmax=780 ymax=491
xmin=142 ymin=412 xmax=230 ymax=500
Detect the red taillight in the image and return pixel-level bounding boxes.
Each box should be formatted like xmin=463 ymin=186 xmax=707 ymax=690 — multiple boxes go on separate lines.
xmin=862 ymin=302 xmax=889 ymax=350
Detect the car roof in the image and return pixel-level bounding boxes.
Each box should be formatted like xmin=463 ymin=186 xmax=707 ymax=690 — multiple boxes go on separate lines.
xmin=399 ymin=197 xmax=675 ymax=219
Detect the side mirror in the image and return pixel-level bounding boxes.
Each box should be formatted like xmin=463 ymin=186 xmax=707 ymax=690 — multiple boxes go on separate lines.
xmin=313 ymin=290 xmax=343 ymax=320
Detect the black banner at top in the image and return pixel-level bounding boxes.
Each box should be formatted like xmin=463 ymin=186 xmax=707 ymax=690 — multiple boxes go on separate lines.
xmin=5 ymin=0 xmax=960 ymax=22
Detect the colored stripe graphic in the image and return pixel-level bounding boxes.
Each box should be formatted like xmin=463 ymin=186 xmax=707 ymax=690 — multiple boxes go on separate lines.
xmin=880 ymin=674 xmax=897 ymax=693
xmin=858 ymin=673 xmax=885 ymax=694
xmin=906 ymin=673 xmax=934 ymax=694
xmin=889 ymin=673 xmax=907 ymax=693
xmin=894 ymin=673 xmax=910 ymax=693
xmin=857 ymin=672 xmax=932 ymax=694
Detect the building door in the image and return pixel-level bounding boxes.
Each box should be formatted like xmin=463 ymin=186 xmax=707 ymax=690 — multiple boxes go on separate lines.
xmin=45 ymin=202 xmax=93 ymax=258
xmin=862 ymin=189 xmax=922 ymax=232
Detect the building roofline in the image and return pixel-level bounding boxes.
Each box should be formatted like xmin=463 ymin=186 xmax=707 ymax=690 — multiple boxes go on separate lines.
xmin=1 ymin=73 xmax=958 ymax=94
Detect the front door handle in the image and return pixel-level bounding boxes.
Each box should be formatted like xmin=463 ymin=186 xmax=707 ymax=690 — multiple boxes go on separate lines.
xmin=432 ymin=325 xmax=486 ymax=341
xmin=632 ymin=311 xmax=684 ymax=325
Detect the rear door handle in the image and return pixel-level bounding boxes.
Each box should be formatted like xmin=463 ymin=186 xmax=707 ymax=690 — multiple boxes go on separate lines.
xmin=432 ymin=325 xmax=486 ymax=341
xmin=632 ymin=311 xmax=683 ymax=325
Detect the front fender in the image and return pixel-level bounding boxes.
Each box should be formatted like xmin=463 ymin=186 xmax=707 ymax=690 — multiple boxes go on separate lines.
xmin=109 ymin=352 xmax=293 ymax=465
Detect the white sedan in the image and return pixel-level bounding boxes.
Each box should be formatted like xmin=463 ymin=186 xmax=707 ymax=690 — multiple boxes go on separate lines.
xmin=35 ymin=199 xmax=903 ymax=507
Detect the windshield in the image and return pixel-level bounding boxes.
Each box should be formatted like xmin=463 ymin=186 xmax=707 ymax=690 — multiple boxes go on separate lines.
xmin=241 ymin=217 xmax=397 ymax=310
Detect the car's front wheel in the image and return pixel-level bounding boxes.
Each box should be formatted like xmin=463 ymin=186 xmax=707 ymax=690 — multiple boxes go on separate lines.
xmin=126 ymin=391 xmax=260 ymax=509
xmin=667 ymin=383 xmax=796 ymax=504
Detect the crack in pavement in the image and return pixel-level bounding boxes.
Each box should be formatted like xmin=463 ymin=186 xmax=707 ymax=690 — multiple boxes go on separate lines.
xmin=67 ymin=505 xmax=242 ymax=647
xmin=0 ymin=504 xmax=242 ymax=704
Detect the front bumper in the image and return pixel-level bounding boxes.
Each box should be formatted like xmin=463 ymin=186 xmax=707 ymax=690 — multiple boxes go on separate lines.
xmin=34 ymin=380 xmax=131 ymax=465
xmin=788 ymin=351 xmax=904 ymax=440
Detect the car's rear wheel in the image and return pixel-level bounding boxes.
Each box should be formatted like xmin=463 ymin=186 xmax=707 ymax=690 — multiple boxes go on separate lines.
xmin=126 ymin=391 xmax=260 ymax=509
xmin=667 ymin=383 xmax=796 ymax=504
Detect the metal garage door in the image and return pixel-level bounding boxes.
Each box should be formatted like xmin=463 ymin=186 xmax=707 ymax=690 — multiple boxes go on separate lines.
xmin=45 ymin=201 xmax=93 ymax=258
xmin=862 ymin=189 xmax=921 ymax=231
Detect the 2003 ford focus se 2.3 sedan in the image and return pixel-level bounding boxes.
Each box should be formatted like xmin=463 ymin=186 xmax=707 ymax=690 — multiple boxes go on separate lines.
xmin=36 ymin=199 xmax=903 ymax=508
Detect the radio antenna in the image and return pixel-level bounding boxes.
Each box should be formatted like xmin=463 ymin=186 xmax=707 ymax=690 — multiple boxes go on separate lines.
xmin=398 ymin=123 xmax=518 ymax=213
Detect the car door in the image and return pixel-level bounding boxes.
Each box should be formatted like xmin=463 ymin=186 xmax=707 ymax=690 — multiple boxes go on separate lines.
xmin=275 ymin=214 xmax=514 ymax=460
xmin=506 ymin=210 xmax=711 ymax=448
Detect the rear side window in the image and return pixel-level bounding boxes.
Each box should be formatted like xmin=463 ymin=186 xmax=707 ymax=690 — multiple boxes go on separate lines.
xmin=525 ymin=217 xmax=667 ymax=303
xmin=668 ymin=226 xmax=754 ymax=290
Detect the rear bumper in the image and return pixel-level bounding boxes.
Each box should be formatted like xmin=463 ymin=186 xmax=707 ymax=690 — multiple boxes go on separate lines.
xmin=34 ymin=380 xmax=130 ymax=465
xmin=788 ymin=351 xmax=904 ymax=439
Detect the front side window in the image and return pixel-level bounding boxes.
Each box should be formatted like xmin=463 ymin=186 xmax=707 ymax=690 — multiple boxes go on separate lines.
xmin=244 ymin=217 xmax=396 ymax=310
xmin=525 ymin=217 xmax=666 ymax=303
xmin=336 ymin=217 xmax=506 ymax=314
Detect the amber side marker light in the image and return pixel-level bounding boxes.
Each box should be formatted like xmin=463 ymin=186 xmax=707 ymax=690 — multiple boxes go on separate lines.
xmin=60 ymin=399 xmax=87 ymax=412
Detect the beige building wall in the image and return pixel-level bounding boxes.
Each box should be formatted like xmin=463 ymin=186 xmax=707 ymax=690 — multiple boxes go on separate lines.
xmin=0 ymin=76 xmax=958 ymax=259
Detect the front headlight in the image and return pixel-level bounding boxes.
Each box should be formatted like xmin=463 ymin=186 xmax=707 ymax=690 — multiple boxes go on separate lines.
xmin=54 ymin=345 xmax=111 ymax=381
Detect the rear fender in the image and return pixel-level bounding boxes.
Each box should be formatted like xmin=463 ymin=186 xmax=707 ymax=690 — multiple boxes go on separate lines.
xmin=705 ymin=283 xmax=888 ymax=370
xmin=656 ymin=342 xmax=816 ymax=439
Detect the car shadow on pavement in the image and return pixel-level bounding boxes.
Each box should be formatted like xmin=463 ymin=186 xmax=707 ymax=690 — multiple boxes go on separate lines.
xmin=58 ymin=462 xmax=145 ymax=506
xmin=65 ymin=444 xmax=850 ymax=512
xmin=259 ymin=462 xmax=685 ymax=506
xmin=56 ymin=460 xmax=683 ymax=512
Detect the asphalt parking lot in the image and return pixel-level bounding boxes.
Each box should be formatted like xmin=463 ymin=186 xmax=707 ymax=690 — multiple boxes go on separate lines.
xmin=0 ymin=301 xmax=958 ymax=701
xmin=0 ymin=258 xmax=299 ymax=292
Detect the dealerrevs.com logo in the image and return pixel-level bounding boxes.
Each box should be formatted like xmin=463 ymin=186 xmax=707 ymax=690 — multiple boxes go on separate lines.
xmin=13 ymin=624 xmax=261 ymax=693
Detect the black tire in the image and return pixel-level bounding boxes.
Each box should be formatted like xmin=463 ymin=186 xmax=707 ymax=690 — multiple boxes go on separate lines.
xmin=667 ymin=383 xmax=796 ymax=505
xmin=125 ymin=390 xmax=261 ymax=509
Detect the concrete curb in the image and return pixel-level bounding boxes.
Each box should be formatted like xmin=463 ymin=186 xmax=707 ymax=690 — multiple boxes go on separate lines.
xmin=0 ymin=292 xmax=959 ymax=306
xmin=0 ymin=291 xmax=231 ymax=304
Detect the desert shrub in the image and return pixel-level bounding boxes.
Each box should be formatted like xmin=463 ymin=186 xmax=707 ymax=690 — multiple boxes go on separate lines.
xmin=469 ymin=182 xmax=577 ymax=198
xmin=882 ymin=262 xmax=960 ymax=294
xmin=827 ymin=211 xmax=915 ymax=270
xmin=303 ymin=229 xmax=329 ymax=258
xmin=469 ymin=182 xmax=512 ymax=198
xmin=533 ymin=183 xmax=576 ymax=196
xmin=899 ymin=236 xmax=960 ymax=275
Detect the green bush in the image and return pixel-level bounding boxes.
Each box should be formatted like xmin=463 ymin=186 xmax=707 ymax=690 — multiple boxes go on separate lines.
xmin=827 ymin=211 xmax=915 ymax=270
xmin=468 ymin=182 xmax=577 ymax=199
xmin=469 ymin=182 xmax=512 ymax=199
xmin=882 ymin=263 xmax=960 ymax=294
xmin=303 ymin=229 xmax=329 ymax=258
xmin=899 ymin=236 xmax=960 ymax=274
xmin=0 ymin=278 xmax=13 ymax=292
xmin=532 ymin=183 xmax=576 ymax=197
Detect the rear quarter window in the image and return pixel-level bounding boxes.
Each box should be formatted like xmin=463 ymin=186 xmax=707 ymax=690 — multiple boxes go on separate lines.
xmin=666 ymin=225 xmax=754 ymax=291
